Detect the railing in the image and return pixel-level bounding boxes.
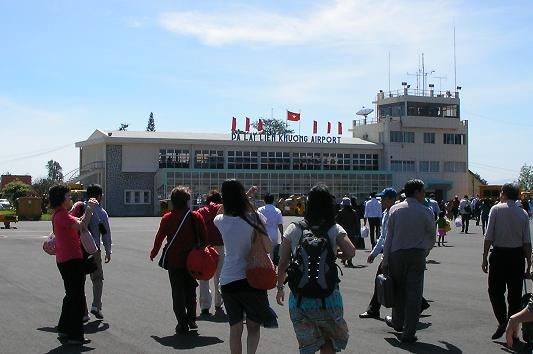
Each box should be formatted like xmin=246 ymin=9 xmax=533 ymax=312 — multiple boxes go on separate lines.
xmin=380 ymin=89 xmax=459 ymax=99
xmin=354 ymin=119 xmax=379 ymax=126
xmin=80 ymin=160 xmax=105 ymax=173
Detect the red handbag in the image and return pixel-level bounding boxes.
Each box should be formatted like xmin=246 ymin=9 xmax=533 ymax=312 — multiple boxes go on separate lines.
xmin=187 ymin=246 xmax=219 ymax=280
xmin=246 ymin=231 xmax=276 ymax=290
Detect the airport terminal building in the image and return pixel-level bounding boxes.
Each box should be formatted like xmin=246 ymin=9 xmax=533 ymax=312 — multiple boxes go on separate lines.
xmin=76 ymin=130 xmax=392 ymax=216
xmin=75 ymin=88 xmax=468 ymax=216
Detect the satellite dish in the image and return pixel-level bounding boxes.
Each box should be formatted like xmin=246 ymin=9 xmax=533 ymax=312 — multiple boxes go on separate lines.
xmin=356 ymin=107 xmax=374 ymax=118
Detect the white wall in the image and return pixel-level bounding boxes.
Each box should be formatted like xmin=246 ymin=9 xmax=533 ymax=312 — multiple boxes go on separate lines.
xmin=122 ymin=144 xmax=159 ymax=172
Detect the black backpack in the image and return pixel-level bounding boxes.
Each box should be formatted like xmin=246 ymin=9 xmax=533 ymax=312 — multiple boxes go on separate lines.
xmin=286 ymin=221 xmax=341 ymax=307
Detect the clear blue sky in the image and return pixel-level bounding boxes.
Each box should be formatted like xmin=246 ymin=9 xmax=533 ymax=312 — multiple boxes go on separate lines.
xmin=1 ymin=0 xmax=531 ymax=184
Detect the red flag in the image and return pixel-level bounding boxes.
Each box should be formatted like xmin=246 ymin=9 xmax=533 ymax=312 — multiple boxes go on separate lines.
xmin=338 ymin=122 xmax=343 ymax=135
xmin=258 ymin=119 xmax=263 ymax=132
xmin=327 ymin=122 xmax=331 ymax=134
xmin=287 ymin=111 xmax=301 ymax=122
xmin=313 ymin=120 xmax=317 ymax=134
xmin=245 ymin=117 xmax=250 ymax=132
xmin=232 ymin=117 xmax=237 ymax=131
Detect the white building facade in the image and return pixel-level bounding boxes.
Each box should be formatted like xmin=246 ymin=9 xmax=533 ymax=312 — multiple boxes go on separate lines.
xmin=351 ymin=87 xmax=468 ymax=201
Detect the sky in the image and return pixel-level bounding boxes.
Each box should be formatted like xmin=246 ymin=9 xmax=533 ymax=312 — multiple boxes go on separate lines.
xmin=0 ymin=0 xmax=531 ymax=184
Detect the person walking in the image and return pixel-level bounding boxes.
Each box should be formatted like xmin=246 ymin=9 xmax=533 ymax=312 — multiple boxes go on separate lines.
xmin=428 ymin=194 xmax=440 ymax=220
xmin=364 ymin=192 xmax=382 ymax=249
xmin=214 ymin=180 xmax=277 ymax=354
xmin=451 ymin=196 xmax=460 ymax=219
xmin=383 ymin=179 xmax=436 ymax=343
xmin=481 ymin=183 xmax=531 ymax=340
xmin=150 ymin=186 xmax=208 ymax=335
xmin=276 ymin=184 xmax=355 ymax=354
xmin=197 ymin=190 xmax=224 ymax=316
xmin=84 ymin=184 xmax=111 ymax=320
xmin=436 ymin=211 xmax=448 ymax=247
xmin=50 ymin=185 xmax=97 ymax=345
xmin=480 ymin=199 xmax=492 ymax=235
xmin=336 ymin=197 xmax=361 ymax=267
xmin=257 ymin=193 xmax=284 ymax=264
xmin=459 ymin=195 xmax=472 ymax=233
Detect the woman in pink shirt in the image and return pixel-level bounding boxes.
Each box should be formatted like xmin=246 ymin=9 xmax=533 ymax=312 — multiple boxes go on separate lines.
xmin=50 ymin=185 xmax=97 ymax=345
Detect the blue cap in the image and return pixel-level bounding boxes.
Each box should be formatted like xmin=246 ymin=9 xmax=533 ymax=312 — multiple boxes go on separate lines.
xmin=376 ymin=187 xmax=397 ymax=199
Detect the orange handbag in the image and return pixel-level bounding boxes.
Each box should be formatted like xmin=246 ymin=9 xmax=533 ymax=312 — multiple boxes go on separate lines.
xmin=246 ymin=231 xmax=276 ymax=290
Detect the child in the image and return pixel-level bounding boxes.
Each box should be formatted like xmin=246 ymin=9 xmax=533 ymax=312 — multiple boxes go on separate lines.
xmin=436 ymin=211 xmax=449 ymax=246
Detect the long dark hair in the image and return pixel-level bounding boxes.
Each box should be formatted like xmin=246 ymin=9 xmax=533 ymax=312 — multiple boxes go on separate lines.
xmin=220 ymin=179 xmax=266 ymax=235
xmin=305 ymin=184 xmax=336 ymax=229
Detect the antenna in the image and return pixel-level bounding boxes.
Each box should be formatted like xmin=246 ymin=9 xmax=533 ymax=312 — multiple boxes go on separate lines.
xmin=454 ymin=23 xmax=457 ymax=90
xmin=434 ymin=75 xmax=447 ymax=92
xmin=388 ymin=51 xmax=391 ymax=92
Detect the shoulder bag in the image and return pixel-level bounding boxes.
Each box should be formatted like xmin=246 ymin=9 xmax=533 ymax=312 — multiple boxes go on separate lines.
xmin=186 ymin=213 xmax=220 ymax=280
xmin=246 ymin=229 xmax=277 ymax=290
xmin=159 ymin=210 xmax=191 ymax=270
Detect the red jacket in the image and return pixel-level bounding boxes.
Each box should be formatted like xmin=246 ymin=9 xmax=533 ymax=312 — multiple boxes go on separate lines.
xmin=196 ymin=202 xmax=223 ymax=246
xmin=151 ymin=208 xmax=208 ymax=269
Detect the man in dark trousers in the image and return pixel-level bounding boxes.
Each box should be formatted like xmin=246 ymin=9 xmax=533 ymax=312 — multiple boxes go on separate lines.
xmin=482 ymin=183 xmax=531 ymax=340
xmin=364 ymin=192 xmax=382 ymax=249
xmin=382 ymin=179 xmax=436 ymax=343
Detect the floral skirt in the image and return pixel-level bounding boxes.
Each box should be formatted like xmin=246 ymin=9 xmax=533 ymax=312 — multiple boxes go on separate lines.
xmin=288 ymin=289 xmax=349 ymax=354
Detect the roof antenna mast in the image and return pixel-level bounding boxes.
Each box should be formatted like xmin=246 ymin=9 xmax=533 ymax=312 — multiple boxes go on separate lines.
xmin=454 ymin=23 xmax=457 ymax=90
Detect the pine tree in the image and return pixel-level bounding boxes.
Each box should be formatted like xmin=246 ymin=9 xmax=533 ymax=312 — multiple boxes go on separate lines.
xmin=146 ymin=112 xmax=156 ymax=132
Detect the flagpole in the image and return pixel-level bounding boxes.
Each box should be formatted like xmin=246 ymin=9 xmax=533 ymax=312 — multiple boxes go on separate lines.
xmin=298 ymin=108 xmax=301 ymax=136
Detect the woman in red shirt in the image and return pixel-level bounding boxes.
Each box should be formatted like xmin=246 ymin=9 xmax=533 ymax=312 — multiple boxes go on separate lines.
xmin=50 ymin=185 xmax=97 ymax=345
xmin=150 ymin=186 xmax=207 ymax=335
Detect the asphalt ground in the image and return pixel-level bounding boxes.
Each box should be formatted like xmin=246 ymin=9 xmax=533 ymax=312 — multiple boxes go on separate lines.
xmin=1 ymin=217 xmax=533 ymax=354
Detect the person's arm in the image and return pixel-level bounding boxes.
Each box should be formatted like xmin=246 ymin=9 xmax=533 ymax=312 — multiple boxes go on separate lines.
xmin=70 ymin=199 xmax=98 ymax=231
xmin=101 ymin=210 xmax=112 ymax=263
xmin=382 ymin=211 xmax=395 ymax=268
xmin=277 ymin=211 xmax=284 ymax=239
xmin=276 ymin=236 xmax=292 ymax=306
xmin=337 ymin=232 xmax=355 ymax=259
xmin=369 ymin=233 xmax=385 ymax=262
xmin=482 ymin=240 xmax=492 ymax=273
xmin=506 ymin=303 xmax=533 ymax=347
xmin=193 ymin=212 xmax=208 ymax=246
xmin=524 ymin=216 xmax=532 ymax=274
xmin=150 ymin=218 xmax=167 ymax=261
xmin=524 ymin=242 xmax=532 ymax=275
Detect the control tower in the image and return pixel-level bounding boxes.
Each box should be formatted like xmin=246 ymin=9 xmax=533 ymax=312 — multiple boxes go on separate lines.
xmin=351 ymin=84 xmax=468 ymax=201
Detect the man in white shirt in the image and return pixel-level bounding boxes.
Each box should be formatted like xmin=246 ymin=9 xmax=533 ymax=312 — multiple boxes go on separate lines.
xmin=459 ymin=195 xmax=472 ymax=233
xmin=258 ymin=193 xmax=284 ymax=263
xmin=364 ymin=193 xmax=382 ymax=248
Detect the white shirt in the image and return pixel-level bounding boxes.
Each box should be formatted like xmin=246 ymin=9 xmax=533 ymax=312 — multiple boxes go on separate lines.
xmin=214 ymin=213 xmax=267 ymax=286
xmin=364 ymin=198 xmax=382 ymax=218
xmin=258 ymin=204 xmax=283 ymax=244
xmin=283 ymin=222 xmax=346 ymax=254
xmin=371 ymin=209 xmax=390 ymax=258
xmin=459 ymin=198 xmax=471 ymax=214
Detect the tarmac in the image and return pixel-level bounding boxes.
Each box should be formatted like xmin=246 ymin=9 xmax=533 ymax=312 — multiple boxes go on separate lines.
xmin=1 ymin=216 xmax=532 ymax=354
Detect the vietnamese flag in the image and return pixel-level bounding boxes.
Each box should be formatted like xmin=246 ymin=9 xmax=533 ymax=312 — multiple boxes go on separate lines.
xmin=338 ymin=122 xmax=343 ymax=135
xmin=313 ymin=121 xmax=318 ymax=134
xmin=245 ymin=117 xmax=250 ymax=132
xmin=287 ymin=111 xmax=301 ymax=122
xmin=232 ymin=117 xmax=237 ymax=131
xmin=327 ymin=122 xmax=331 ymax=134
xmin=258 ymin=119 xmax=264 ymax=132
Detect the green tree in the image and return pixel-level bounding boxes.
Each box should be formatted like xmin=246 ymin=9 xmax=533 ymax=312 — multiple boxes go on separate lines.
xmin=146 ymin=112 xmax=155 ymax=132
xmin=518 ymin=164 xmax=533 ymax=191
xmin=1 ymin=181 xmax=32 ymax=204
xmin=46 ymin=160 xmax=63 ymax=182
xmin=251 ymin=118 xmax=294 ymax=135
xmin=119 ymin=123 xmax=129 ymax=131
xmin=32 ymin=177 xmax=54 ymax=197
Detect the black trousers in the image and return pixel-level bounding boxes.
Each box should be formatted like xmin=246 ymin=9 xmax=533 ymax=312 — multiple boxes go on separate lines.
xmin=488 ymin=247 xmax=525 ymax=326
xmin=460 ymin=214 xmax=470 ymax=233
xmin=368 ymin=217 xmax=381 ymax=248
xmin=367 ymin=259 xmax=429 ymax=314
xmin=168 ymin=268 xmax=198 ymax=326
xmin=57 ymin=258 xmax=85 ymax=341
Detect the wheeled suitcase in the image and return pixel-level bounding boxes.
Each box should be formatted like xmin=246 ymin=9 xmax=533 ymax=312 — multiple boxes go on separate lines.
xmin=376 ymin=273 xmax=395 ymax=308
xmin=522 ymin=278 xmax=533 ymax=344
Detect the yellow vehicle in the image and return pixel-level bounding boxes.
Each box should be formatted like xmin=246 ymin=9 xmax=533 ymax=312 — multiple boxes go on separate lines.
xmin=0 ymin=214 xmax=18 ymax=229
xmin=479 ymin=185 xmax=502 ymax=201
xmin=16 ymin=196 xmax=42 ymax=221
xmin=278 ymin=195 xmax=306 ymax=216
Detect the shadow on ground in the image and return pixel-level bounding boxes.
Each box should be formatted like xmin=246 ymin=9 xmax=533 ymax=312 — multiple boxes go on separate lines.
xmin=385 ymin=338 xmax=462 ymax=353
xmin=151 ymin=333 xmax=224 ymax=349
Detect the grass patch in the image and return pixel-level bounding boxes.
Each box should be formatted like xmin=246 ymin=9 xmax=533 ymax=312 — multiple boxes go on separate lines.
xmin=0 ymin=209 xmax=15 ymax=216
xmin=0 ymin=209 xmax=52 ymax=221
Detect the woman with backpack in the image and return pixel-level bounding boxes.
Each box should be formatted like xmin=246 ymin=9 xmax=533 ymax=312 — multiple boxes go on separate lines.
xmin=214 ymin=179 xmax=278 ymax=354
xmin=276 ymin=184 xmax=356 ymax=354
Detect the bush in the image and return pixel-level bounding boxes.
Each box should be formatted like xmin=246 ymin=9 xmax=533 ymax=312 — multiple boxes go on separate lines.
xmin=1 ymin=181 xmax=33 ymax=205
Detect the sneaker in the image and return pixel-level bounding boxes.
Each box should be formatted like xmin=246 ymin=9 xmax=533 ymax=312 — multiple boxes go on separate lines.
xmin=491 ymin=324 xmax=506 ymax=340
xmin=82 ymin=315 xmax=90 ymax=323
xmin=188 ymin=320 xmax=199 ymax=331
xmin=91 ymin=306 xmax=104 ymax=320
xmin=359 ymin=311 xmax=380 ymax=319
xmin=175 ymin=323 xmax=189 ymax=335
xmin=67 ymin=338 xmax=91 ymax=345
